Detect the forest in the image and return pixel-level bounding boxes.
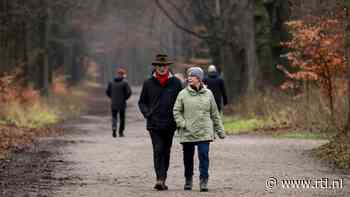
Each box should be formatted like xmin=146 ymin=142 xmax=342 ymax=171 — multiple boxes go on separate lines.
xmin=0 ymin=0 xmax=350 ymax=190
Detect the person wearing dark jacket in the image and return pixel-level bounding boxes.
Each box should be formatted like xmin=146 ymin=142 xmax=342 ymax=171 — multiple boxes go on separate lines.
xmin=138 ymin=54 xmax=183 ymax=191
xmin=203 ymin=65 xmax=228 ymax=112
xmin=106 ymin=67 xmax=132 ymax=137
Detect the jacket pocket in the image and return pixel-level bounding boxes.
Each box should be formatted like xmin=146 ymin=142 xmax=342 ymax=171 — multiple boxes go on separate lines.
xmin=185 ymin=118 xmax=201 ymax=132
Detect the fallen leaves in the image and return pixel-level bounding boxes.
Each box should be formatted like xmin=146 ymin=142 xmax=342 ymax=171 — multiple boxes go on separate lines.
xmin=315 ymin=132 xmax=350 ymax=169
xmin=0 ymin=125 xmax=64 ymax=159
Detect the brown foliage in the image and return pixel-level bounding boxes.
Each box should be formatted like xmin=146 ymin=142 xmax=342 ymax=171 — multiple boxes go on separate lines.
xmin=279 ymin=11 xmax=347 ymax=117
xmin=0 ymin=68 xmax=40 ymax=106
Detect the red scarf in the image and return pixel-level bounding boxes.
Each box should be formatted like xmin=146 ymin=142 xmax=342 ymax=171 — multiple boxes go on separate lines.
xmin=155 ymin=72 xmax=169 ymax=87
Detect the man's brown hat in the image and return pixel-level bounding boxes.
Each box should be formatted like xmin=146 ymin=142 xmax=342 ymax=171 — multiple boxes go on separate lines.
xmin=151 ymin=54 xmax=173 ymax=66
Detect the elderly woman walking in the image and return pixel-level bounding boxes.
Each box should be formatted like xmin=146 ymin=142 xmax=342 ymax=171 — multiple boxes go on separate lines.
xmin=173 ymin=67 xmax=225 ymax=192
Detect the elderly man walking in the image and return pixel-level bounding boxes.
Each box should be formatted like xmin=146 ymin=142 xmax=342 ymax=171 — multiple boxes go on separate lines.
xmin=138 ymin=54 xmax=183 ymax=190
xmin=203 ymin=65 xmax=228 ymax=112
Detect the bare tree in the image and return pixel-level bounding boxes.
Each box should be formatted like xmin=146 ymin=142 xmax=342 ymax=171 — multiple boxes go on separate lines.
xmin=155 ymin=0 xmax=258 ymax=101
xmin=81 ymin=0 xmax=190 ymax=85
xmin=0 ymin=0 xmax=90 ymax=93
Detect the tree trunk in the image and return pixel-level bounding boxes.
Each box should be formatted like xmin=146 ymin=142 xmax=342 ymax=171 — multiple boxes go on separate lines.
xmin=64 ymin=45 xmax=73 ymax=85
xmin=222 ymin=0 xmax=258 ymax=103
xmin=245 ymin=1 xmax=259 ymax=95
xmin=43 ymin=17 xmax=49 ymax=96
xmin=345 ymin=6 xmax=350 ymax=133
xmin=22 ymin=21 xmax=29 ymax=86
xmin=222 ymin=45 xmax=246 ymax=103
xmin=70 ymin=43 xmax=82 ymax=85
xmin=36 ymin=0 xmax=50 ymax=95
xmin=208 ymin=41 xmax=222 ymax=72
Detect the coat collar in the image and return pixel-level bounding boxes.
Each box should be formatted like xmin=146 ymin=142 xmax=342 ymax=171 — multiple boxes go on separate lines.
xmin=151 ymin=72 xmax=174 ymax=87
xmin=186 ymin=84 xmax=207 ymax=95
xmin=152 ymin=71 xmax=174 ymax=79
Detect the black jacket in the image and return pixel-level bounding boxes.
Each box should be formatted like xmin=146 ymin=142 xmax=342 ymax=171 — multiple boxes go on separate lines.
xmin=138 ymin=74 xmax=183 ymax=131
xmin=106 ymin=77 xmax=132 ymax=110
xmin=203 ymin=72 xmax=228 ymax=111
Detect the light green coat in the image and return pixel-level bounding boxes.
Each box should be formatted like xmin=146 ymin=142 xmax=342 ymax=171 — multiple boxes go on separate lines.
xmin=173 ymin=85 xmax=225 ymax=143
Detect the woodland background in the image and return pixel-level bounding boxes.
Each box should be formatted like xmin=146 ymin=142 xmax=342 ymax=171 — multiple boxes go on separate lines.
xmin=0 ymin=0 xmax=350 ymax=168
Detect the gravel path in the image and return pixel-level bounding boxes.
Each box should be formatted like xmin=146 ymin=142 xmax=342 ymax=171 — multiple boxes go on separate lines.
xmin=1 ymin=87 xmax=349 ymax=197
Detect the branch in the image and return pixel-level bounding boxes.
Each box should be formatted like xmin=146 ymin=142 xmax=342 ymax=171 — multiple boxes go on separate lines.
xmin=155 ymin=0 xmax=236 ymax=48
xmin=199 ymin=1 xmax=216 ymax=21
xmin=165 ymin=0 xmax=191 ymax=24
xmin=154 ymin=0 xmax=210 ymax=41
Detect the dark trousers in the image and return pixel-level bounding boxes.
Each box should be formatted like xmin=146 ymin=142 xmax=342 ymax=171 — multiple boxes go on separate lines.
xmin=149 ymin=130 xmax=175 ymax=180
xmin=182 ymin=142 xmax=210 ymax=179
xmin=112 ymin=109 xmax=125 ymax=135
xmin=217 ymin=105 xmax=222 ymax=112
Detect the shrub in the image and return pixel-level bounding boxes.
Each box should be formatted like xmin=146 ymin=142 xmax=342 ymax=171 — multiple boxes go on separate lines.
xmin=226 ymin=88 xmax=345 ymax=133
xmin=2 ymin=102 xmax=59 ymax=129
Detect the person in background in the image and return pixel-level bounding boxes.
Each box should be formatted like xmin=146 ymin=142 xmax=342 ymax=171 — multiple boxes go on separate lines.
xmin=106 ymin=67 xmax=132 ymax=137
xmin=203 ymin=65 xmax=228 ymax=112
xmin=138 ymin=54 xmax=183 ymax=191
xmin=173 ymin=66 xmax=225 ymax=192
xmin=174 ymin=72 xmax=186 ymax=88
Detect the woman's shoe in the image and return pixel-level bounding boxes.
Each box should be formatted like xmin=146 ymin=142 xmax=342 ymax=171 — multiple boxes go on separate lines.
xmin=184 ymin=177 xmax=193 ymax=190
xmin=200 ymin=178 xmax=208 ymax=192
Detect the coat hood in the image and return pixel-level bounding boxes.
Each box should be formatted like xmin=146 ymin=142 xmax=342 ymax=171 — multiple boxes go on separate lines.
xmin=208 ymin=71 xmax=219 ymax=78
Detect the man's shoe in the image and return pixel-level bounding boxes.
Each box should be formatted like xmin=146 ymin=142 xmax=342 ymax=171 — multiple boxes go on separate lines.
xmin=200 ymin=178 xmax=208 ymax=192
xmin=119 ymin=132 xmax=125 ymax=137
xmin=163 ymin=183 xmax=168 ymax=190
xmin=184 ymin=177 xmax=192 ymax=190
xmin=112 ymin=130 xmax=117 ymax=138
xmin=154 ymin=180 xmax=164 ymax=191
xmin=162 ymin=178 xmax=168 ymax=190
xmin=154 ymin=179 xmax=168 ymax=191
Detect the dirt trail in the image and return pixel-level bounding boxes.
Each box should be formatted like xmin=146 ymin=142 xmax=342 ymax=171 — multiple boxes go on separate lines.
xmin=1 ymin=86 xmax=349 ymax=197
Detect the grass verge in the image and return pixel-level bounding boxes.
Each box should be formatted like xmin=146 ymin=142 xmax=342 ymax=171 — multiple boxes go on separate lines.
xmin=223 ymin=116 xmax=330 ymax=140
xmin=2 ymin=102 xmax=59 ymax=129
xmin=272 ymin=131 xmax=329 ymax=140
xmin=0 ymin=81 xmax=93 ymax=159
xmin=223 ymin=117 xmax=263 ymax=135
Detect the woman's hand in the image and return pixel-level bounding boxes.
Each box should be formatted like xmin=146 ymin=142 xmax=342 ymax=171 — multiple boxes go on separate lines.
xmin=217 ymin=132 xmax=226 ymax=139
